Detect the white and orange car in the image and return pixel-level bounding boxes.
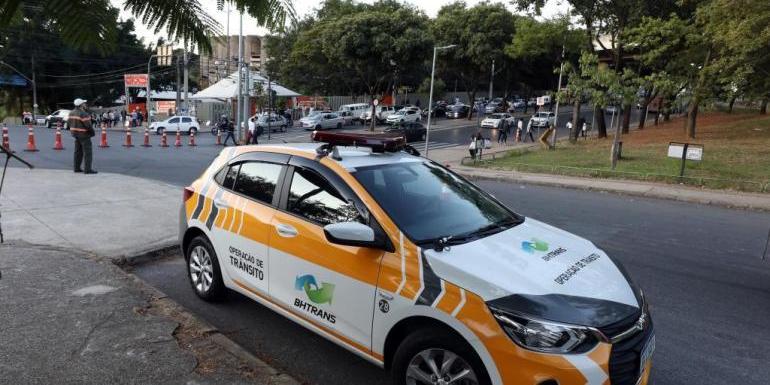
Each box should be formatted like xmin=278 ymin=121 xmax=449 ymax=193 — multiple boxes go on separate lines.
xmin=179 ymin=132 xmax=654 ymax=385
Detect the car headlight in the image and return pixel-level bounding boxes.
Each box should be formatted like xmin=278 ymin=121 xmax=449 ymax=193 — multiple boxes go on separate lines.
xmin=489 ymin=306 xmax=599 ymax=354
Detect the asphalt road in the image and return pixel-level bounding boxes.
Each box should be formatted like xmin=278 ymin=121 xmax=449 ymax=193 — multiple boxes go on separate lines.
xmin=3 ymin=105 xmax=642 ymax=186
xmin=133 ymin=180 xmax=770 ymax=385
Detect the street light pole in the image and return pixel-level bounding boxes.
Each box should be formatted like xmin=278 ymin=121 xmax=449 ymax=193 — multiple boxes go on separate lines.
xmin=147 ymin=54 xmax=157 ymax=123
xmin=489 ymin=59 xmax=494 ymax=100
xmin=424 ymin=44 xmax=457 ymax=157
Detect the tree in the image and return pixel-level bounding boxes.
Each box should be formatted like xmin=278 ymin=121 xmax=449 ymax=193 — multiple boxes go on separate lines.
xmin=0 ymin=0 xmax=294 ymax=54
xmin=432 ymin=2 xmax=516 ymax=119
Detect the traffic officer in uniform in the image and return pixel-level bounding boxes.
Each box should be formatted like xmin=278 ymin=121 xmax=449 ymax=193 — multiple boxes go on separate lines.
xmin=68 ymin=98 xmax=97 ymax=174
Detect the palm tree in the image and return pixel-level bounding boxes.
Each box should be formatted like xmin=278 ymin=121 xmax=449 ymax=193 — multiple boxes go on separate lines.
xmin=0 ymin=0 xmax=295 ymax=54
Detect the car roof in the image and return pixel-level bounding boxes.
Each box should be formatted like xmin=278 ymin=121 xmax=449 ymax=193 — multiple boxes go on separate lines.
xmin=240 ymin=143 xmax=424 ymax=170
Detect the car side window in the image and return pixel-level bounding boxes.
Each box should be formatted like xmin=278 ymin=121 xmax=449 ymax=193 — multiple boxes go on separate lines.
xmin=232 ymin=162 xmax=283 ymax=204
xmin=169 ymin=117 xmax=180 ymax=123
xmin=182 ymin=117 xmax=192 ymax=123
xmin=222 ymin=164 xmax=240 ymax=189
xmin=287 ymin=167 xmax=360 ymax=226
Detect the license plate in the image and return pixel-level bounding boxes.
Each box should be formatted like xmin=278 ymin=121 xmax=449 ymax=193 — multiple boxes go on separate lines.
xmin=639 ymin=333 xmax=655 ymax=376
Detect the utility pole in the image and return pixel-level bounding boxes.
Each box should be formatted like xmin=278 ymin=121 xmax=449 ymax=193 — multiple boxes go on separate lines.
xmin=175 ymin=50 xmax=181 ymax=114
xmin=489 ymin=59 xmax=495 ymax=100
xmin=236 ymin=11 xmax=243 ymax=142
xmin=551 ymin=45 xmax=565 ymax=148
xmin=183 ymin=44 xmax=189 ymax=114
xmin=31 ymin=56 xmax=38 ymax=118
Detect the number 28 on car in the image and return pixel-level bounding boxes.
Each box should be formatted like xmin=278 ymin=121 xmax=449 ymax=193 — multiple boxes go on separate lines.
xmin=179 ymin=132 xmax=654 ymax=385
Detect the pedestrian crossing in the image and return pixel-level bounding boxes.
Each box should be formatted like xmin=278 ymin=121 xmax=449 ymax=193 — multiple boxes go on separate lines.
xmin=408 ymin=141 xmax=460 ymax=150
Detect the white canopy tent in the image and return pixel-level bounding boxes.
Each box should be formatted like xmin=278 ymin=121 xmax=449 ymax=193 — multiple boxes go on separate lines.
xmin=190 ymin=71 xmax=300 ymax=101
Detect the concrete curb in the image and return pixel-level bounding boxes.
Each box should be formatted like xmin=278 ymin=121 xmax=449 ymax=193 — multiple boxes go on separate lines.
xmin=113 ymin=242 xmax=179 ymax=266
xmin=454 ymin=166 xmax=770 ymax=212
xmin=126 ymin=268 xmax=301 ymax=385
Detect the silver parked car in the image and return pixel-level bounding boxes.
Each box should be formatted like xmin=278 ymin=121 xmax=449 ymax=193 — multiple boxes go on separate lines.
xmin=301 ymin=112 xmax=345 ymax=130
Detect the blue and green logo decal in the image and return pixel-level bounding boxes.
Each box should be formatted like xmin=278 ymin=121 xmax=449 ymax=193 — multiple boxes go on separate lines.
xmin=295 ymin=274 xmax=335 ymax=305
xmin=521 ymin=238 xmax=549 ymax=253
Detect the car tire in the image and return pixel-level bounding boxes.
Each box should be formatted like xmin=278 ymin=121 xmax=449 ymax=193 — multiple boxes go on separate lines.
xmin=281 ymin=125 xmax=287 ymax=132
xmin=185 ymin=235 xmax=226 ymax=301
xmin=189 ymin=127 xmax=198 ymax=135
xmin=336 ymin=123 xmax=342 ymax=130
xmin=315 ymin=124 xmax=322 ymax=131
xmin=391 ymin=328 xmax=491 ymax=385
xmin=156 ymin=127 xmax=165 ymax=135
xmin=46 ymin=120 xmax=51 ymax=129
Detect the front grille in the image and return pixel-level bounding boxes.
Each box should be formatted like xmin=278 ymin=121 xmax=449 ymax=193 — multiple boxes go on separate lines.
xmin=608 ymin=319 xmax=653 ymax=385
xmin=599 ymin=308 xmax=642 ymax=337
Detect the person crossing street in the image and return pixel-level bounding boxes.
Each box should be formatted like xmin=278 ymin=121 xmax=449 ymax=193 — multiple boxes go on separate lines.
xmin=68 ymin=98 xmax=97 ymax=174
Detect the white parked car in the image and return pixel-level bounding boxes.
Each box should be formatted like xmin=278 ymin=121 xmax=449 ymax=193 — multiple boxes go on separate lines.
xmin=301 ymin=112 xmax=345 ymax=130
xmin=530 ymin=111 xmax=556 ymax=128
xmin=46 ymin=109 xmax=71 ymax=129
xmin=149 ymin=115 xmax=200 ymax=135
xmin=360 ymin=105 xmax=402 ymax=124
xmin=338 ymin=103 xmax=369 ymax=123
xmin=385 ymin=107 xmax=421 ymax=125
xmin=481 ymin=113 xmax=515 ymax=129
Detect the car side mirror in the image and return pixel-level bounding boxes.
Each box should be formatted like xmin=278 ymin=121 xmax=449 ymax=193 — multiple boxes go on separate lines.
xmin=323 ymin=222 xmax=383 ymax=249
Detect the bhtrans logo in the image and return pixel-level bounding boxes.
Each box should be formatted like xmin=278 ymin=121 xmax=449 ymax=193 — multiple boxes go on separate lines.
xmin=293 ymin=274 xmax=336 ymax=324
xmin=521 ymin=238 xmax=549 ymax=253
xmin=522 ymin=238 xmax=567 ymax=262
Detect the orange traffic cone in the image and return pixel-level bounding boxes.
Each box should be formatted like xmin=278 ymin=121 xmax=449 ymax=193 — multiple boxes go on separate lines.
xmin=188 ymin=130 xmax=197 ymax=147
xmin=160 ymin=131 xmax=169 ymax=147
xmin=122 ymin=128 xmax=134 ymax=147
xmin=174 ymin=130 xmax=182 ymax=147
xmin=24 ymin=124 xmax=38 ymax=152
xmin=142 ymin=128 xmax=152 ymax=147
xmin=1 ymin=123 xmax=12 ymax=152
xmin=99 ymin=123 xmax=109 ymax=147
xmin=216 ymin=129 xmax=222 ymax=145
xmin=53 ymin=123 xmax=65 ymax=150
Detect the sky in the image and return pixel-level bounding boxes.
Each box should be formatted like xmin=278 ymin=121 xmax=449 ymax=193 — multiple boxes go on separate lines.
xmin=112 ymin=0 xmax=568 ymax=49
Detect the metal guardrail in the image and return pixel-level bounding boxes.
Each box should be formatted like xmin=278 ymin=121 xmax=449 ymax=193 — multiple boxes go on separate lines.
xmin=462 ymin=151 xmax=770 ymax=193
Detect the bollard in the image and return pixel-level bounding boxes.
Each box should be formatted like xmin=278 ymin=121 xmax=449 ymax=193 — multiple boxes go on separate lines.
xmin=1 ymin=123 xmax=12 ymax=152
xmin=216 ymin=129 xmax=222 ymax=145
xmin=142 ymin=128 xmax=152 ymax=147
xmin=24 ymin=124 xmax=38 ymax=152
xmin=122 ymin=128 xmax=134 ymax=147
xmin=53 ymin=122 xmax=65 ymax=150
xmin=188 ymin=130 xmax=197 ymax=147
xmin=98 ymin=123 xmax=109 ymax=147
xmin=174 ymin=130 xmax=182 ymax=147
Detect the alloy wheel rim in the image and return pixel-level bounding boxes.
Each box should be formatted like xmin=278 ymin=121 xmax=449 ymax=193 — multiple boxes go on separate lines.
xmin=406 ymin=348 xmax=478 ymax=385
xmin=189 ymin=246 xmax=213 ymax=293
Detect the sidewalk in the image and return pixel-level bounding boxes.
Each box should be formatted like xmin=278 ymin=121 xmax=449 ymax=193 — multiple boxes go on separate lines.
xmin=0 ymin=168 xmax=298 ymax=384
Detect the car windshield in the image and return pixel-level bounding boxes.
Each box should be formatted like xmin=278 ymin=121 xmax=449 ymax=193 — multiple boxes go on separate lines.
xmin=352 ymin=161 xmax=522 ymax=245
xmin=490 ymin=114 xmax=505 ymax=119
xmin=535 ymin=112 xmax=549 ymax=118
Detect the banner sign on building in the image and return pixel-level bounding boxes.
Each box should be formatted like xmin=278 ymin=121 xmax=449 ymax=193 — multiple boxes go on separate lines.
xmin=124 ymin=74 xmax=148 ymax=88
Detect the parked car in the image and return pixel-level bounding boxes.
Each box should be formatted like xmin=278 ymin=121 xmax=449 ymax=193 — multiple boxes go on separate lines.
xmin=527 ymin=98 xmax=537 ymax=107
xmin=481 ymin=113 xmax=515 ymax=129
xmin=509 ymin=99 xmax=526 ymax=110
xmin=360 ymin=105 xmax=403 ymax=124
xmin=253 ymin=113 xmax=288 ymax=133
xmin=383 ymin=121 xmax=427 ymax=142
xmin=301 ymin=112 xmax=344 ymax=130
xmin=35 ymin=115 xmax=47 ymax=125
xmin=46 ymin=109 xmax=71 ymax=129
xmin=149 ymin=115 xmax=200 ymax=135
xmin=445 ymin=103 xmax=470 ymax=119
xmin=385 ymin=107 xmax=421 ymax=125
xmin=530 ymin=111 xmax=556 ymax=128
xmin=338 ymin=103 xmax=369 ymax=123
xmin=421 ymin=101 xmax=447 ymax=118
xmin=484 ymin=102 xmax=504 ymax=114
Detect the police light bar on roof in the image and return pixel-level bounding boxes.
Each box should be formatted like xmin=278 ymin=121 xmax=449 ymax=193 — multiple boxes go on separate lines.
xmin=311 ymin=131 xmax=408 ymax=153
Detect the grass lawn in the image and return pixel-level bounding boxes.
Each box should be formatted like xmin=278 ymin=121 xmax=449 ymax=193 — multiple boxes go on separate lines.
xmin=480 ymin=112 xmax=770 ymax=192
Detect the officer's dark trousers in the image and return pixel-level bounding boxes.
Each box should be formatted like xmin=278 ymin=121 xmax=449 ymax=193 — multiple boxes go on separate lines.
xmin=74 ymin=136 xmax=93 ymax=171
xmin=223 ymin=131 xmax=237 ymax=146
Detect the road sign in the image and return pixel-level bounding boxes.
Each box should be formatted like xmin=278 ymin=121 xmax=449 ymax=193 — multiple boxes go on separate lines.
xmin=373 ymin=99 xmax=379 ymax=106
xmin=667 ymin=142 xmax=703 ymax=161
xmin=537 ymin=97 xmax=545 ymax=106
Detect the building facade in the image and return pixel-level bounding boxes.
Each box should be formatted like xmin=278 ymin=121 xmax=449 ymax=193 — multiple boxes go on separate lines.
xmin=199 ymin=35 xmax=267 ymax=88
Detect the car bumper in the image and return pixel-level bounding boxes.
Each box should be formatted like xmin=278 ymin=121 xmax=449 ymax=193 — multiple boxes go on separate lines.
xmin=481 ymin=122 xmax=498 ymax=129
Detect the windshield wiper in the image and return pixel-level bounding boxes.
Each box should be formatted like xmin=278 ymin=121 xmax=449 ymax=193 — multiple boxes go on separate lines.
xmin=424 ymin=217 xmax=521 ymax=252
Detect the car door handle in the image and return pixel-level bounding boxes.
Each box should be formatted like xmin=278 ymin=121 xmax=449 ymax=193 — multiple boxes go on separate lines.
xmin=275 ymin=223 xmax=298 ymax=238
xmin=213 ymin=198 xmax=229 ymax=209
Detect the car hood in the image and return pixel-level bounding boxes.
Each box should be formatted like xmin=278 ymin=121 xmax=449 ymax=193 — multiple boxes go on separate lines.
xmin=423 ymin=217 xmax=638 ymax=308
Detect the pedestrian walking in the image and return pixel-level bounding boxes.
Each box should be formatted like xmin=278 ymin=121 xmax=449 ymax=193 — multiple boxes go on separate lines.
xmin=525 ymin=119 xmax=535 ymax=142
xmin=516 ymin=118 xmax=523 ymax=143
xmin=468 ymin=134 xmax=478 ymax=159
xmin=68 ymin=98 xmax=97 ymax=174
xmin=220 ymin=115 xmax=237 ymax=146
xmin=248 ymin=117 xmax=258 ymax=144
xmin=579 ymin=117 xmax=587 ymax=138
xmin=137 ymin=109 xmax=144 ymax=127
xmin=566 ymin=120 xmax=573 ymax=136
xmin=498 ymin=119 xmax=508 ymax=144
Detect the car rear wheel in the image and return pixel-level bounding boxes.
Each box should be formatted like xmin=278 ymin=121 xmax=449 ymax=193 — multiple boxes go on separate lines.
xmin=392 ymin=328 xmax=490 ymax=385
xmin=336 ymin=122 xmax=342 ymax=129
xmin=186 ymin=236 xmax=225 ymax=301
xmin=315 ymin=124 xmax=322 ymax=130
xmin=189 ymin=127 xmax=198 ymax=135
xmin=156 ymin=127 xmax=165 ymax=135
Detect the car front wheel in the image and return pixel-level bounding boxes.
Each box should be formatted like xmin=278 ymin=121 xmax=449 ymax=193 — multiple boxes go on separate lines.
xmin=189 ymin=127 xmax=198 ymax=135
xmin=186 ymin=235 xmax=225 ymax=301
xmin=156 ymin=127 xmax=164 ymax=135
xmin=336 ymin=122 xmax=342 ymax=129
xmin=392 ymin=328 xmax=490 ymax=385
